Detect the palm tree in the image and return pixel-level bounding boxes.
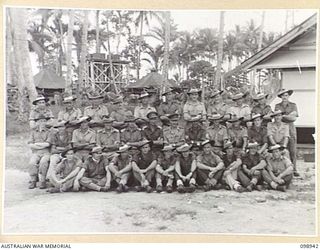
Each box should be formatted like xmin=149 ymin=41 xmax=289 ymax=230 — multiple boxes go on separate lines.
xmin=243 ymin=19 xmax=260 ymax=56
xmin=142 ymin=44 xmax=164 ymax=72
xmin=96 ymin=10 xmax=101 ymax=53
xmin=145 ymin=17 xmax=178 ymax=44
xmin=215 ymin=11 xmax=224 ymax=89
xmin=65 ymin=10 xmax=75 ymax=96
xmin=258 ymin=11 xmax=265 ymax=52
xmin=194 ymin=28 xmax=218 ymax=63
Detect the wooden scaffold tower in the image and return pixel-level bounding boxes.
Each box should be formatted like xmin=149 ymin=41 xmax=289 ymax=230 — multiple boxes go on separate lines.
xmin=85 ymin=53 xmax=129 ymax=96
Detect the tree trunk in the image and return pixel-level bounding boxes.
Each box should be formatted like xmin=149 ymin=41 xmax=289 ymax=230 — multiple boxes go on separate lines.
xmin=57 ymin=10 xmax=64 ymax=76
xmin=137 ymin=11 xmax=144 ymax=80
xmin=65 ymin=10 xmax=75 ymax=96
xmin=96 ymin=10 xmax=101 ymax=53
xmin=161 ymin=11 xmax=170 ymax=95
xmin=258 ymin=11 xmax=265 ymax=51
xmin=215 ymin=11 xmax=224 ymax=90
xmin=78 ymin=10 xmax=89 ymax=100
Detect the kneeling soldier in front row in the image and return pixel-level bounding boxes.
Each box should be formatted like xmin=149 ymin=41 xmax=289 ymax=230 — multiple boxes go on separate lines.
xmin=238 ymin=141 xmax=266 ymax=192
xmin=106 ymin=145 xmax=133 ymax=193
xmin=262 ymin=144 xmax=294 ymax=192
xmin=48 ymin=148 xmax=82 ymax=193
xmin=175 ymin=143 xmax=197 ymax=193
xmin=132 ymin=140 xmax=157 ymax=192
xmin=77 ymin=147 xmax=110 ymax=192
xmin=196 ymin=140 xmax=225 ymax=191
xmin=155 ymin=144 xmax=176 ymax=193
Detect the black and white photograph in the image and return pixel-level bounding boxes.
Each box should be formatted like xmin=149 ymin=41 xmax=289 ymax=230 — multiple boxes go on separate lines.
xmin=3 ymin=7 xmax=317 ymax=235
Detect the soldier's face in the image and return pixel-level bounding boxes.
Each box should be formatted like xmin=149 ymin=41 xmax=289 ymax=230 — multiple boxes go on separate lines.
xmin=149 ymin=117 xmax=157 ymax=125
xmin=226 ymin=147 xmax=233 ymax=155
xmin=274 ymin=114 xmax=282 ymax=122
xmin=281 ymin=93 xmax=289 ymax=102
xmin=272 ymin=149 xmax=281 ymax=159
xmin=65 ymin=150 xmax=74 ymax=161
xmin=253 ymin=117 xmax=262 ymax=127
xmin=190 ymin=93 xmax=198 ymax=101
xmin=170 ymin=119 xmax=178 ymax=126
xmin=202 ymin=120 xmax=210 ymax=128
xmin=181 ymin=151 xmax=189 ymax=158
xmin=165 ymin=92 xmax=173 ymax=101
xmin=163 ymin=151 xmax=173 ymax=158
xmin=203 ymin=143 xmax=212 ymax=154
xmin=249 ymin=147 xmax=258 ymax=155
xmin=121 ymin=151 xmax=129 ymax=158
xmin=37 ymin=100 xmax=46 ymax=108
xmin=92 ymin=152 xmax=102 ymax=160
xmin=58 ymin=126 xmax=66 ymax=133
xmin=141 ymin=144 xmax=150 ymax=154
xmin=236 ymin=98 xmax=243 ymax=105
xmin=80 ymin=121 xmax=89 ymax=130
xmin=141 ymin=97 xmax=149 ymax=105
xmin=65 ymin=102 xmax=73 ymax=109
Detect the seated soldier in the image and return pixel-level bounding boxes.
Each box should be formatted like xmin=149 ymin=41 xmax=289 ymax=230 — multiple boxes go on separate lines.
xmin=72 ymin=116 xmax=96 ymax=162
xmin=134 ymin=92 xmax=157 ymax=120
xmin=196 ymin=140 xmax=225 ymax=191
xmin=48 ymin=148 xmax=82 ymax=193
xmin=157 ymin=88 xmax=182 ymax=117
xmin=175 ymin=143 xmax=197 ymax=193
xmin=221 ymin=141 xmax=245 ymax=192
xmin=251 ymin=93 xmax=272 ymax=127
xmin=266 ymin=110 xmax=290 ymax=159
xmin=207 ymin=90 xmax=229 ymax=116
xmin=238 ymin=141 xmax=267 ymax=192
xmin=248 ymin=113 xmax=268 ymax=155
xmin=163 ymin=113 xmax=185 ymax=145
xmin=110 ymin=97 xmax=133 ymax=122
xmin=96 ymin=116 xmax=120 ymax=151
xmin=262 ymin=144 xmax=294 ymax=192
xmin=27 ymin=115 xmax=51 ymax=189
xmin=83 ymin=95 xmax=109 ymax=122
xmin=46 ymin=121 xmax=72 ymax=180
xmin=106 ymin=145 xmax=133 ymax=193
xmin=131 ymin=140 xmax=157 ymax=193
xmin=185 ymin=118 xmax=206 ymax=142
xmin=77 ymin=146 xmax=110 ymax=192
xmin=120 ymin=115 xmax=143 ymax=145
xmin=155 ymin=144 xmax=176 ymax=193
xmin=206 ymin=113 xmax=229 ymax=147
xmin=29 ymin=95 xmax=54 ymax=130
xmin=227 ymin=115 xmax=248 ymax=156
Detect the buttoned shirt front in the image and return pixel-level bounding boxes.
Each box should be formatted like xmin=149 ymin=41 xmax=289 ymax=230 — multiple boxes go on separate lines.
xmin=120 ymin=127 xmax=142 ymax=143
xmin=197 ymin=151 xmax=222 ymax=168
xmin=134 ymin=105 xmax=156 ymax=119
xmin=96 ymin=128 xmax=120 ymax=146
xmin=58 ymin=108 xmax=82 ymax=122
xmin=111 ymin=154 xmax=132 ymax=171
xmin=242 ymin=153 xmax=263 ymax=169
xmin=29 ymin=106 xmax=54 ymax=121
xmin=72 ymin=128 xmax=96 ymax=144
xmin=275 ymin=101 xmax=298 ymax=137
xmin=163 ymin=126 xmax=185 ymax=144
xmin=207 ymin=102 xmax=229 ymax=116
xmin=133 ymin=151 xmax=157 ymax=170
xmin=267 ymin=122 xmax=290 ymax=144
xmin=157 ymin=101 xmax=182 ymax=116
xmin=206 ymin=124 xmax=228 ymax=146
xmin=183 ymin=101 xmax=207 ymax=121
xmin=110 ymin=109 xmax=133 ymax=122
xmin=267 ymin=155 xmax=292 ymax=175
xmin=47 ymin=129 xmax=71 ymax=147
xmin=178 ymin=153 xmax=196 ymax=175
xmin=228 ymin=104 xmax=251 ymax=119
xmin=84 ymin=105 xmax=109 ymax=121
xmin=227 ymin=126 xmax=248 ymax=148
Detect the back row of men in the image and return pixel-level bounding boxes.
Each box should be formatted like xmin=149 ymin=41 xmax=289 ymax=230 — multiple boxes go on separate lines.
xmin=27 ymin=88 xmax=298 ymax=193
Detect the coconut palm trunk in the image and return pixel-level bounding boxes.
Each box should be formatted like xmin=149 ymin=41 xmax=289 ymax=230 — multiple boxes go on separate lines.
xmin=96 ymin=10 xmax=101 ymax=53
xmin=161 ymin=11 xmax=170 ymax=95
xmin=136 ymin=11 xmax=144 ymax=80
xmin=215 ymin=11 xmax=224 ymax=90
xmin=258 ymin=11 xmax=265 ymax=52
xmin=65 ymin=10 xmax=75 ymax=96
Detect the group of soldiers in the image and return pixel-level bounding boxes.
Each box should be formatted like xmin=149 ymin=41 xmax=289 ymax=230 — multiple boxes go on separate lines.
xmin=27 ymin=86 xmax=299 ymax=193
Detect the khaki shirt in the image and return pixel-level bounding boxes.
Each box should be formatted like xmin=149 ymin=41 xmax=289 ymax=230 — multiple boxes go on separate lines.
xmin=228 ymin=104 xmax=251 ymax=119
xmin=58 ymin=108 xmax=82 ymax=122
xmin=110 ymin=109 xmax=133 ymax=122
xmin=267 ymin=122 xmax=290 ymax=144
xmin=29 ymin=106 xmax=54 ymax=121
xmin=82 ymin=156 xmax=109 ymax=179
xmin=134 ymin=105 xmax=156 ymax=119
xmin=275 ymin=101 xmax=298 ymax=137
xmin=207 ymin=102 xmax=229 ymax=116
xmin=142 ymin=124 xmax=163 ymax=141
xmin=47 ymin=129 xmax=71 ymax=147
xmin=183 ymin=101 xmax=207 ymax=121
xmin=96 ymin=128 xmax=120 ymax=146
xmin=84 ymin=105 xmax=109 ymax=121
xmin=163 ymin=126 xmax=185 ymax=144
xmin=267 ymin=155 xmax=292 ymax=175
xmin=157 ymin=101 xmax=182 ymax=116
xmin=248 ymin=125 xmax=268 ymax=145
xmin=206 ymin=124 xmax=228 ymax=146
xmin=28 ymin=128 xmax=51 ymax=154
xmin=120 ymin=127 xmax=142 ymax=143
xmin=227 ymin=126 xmax=248 ymax=148
xmin=55 ymin=158 xmax=82 ymax=179
xmin=111 ymin=154 xmax=132 ymax=171
xmin=197 ymin=151 xmax=223 ymax=168
xmin=72 ymin=128 xmax=96 ymax=144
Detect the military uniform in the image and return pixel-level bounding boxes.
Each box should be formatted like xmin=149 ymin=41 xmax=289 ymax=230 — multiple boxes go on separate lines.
xmin=83 ymin=105 xmax=109 ymax=121
xmin=207 ymin=102 xmax=229 ymax=116
xmin=185 ymin=123 xmax=206 ymax=142
xmin=238 ymin=152 xmax=264 ymax=188
xmin=29 ymin=106 xmax=54 ymax=129
xmin=110 ymin=109 xmax=133 ymax=122
xmin=28 ymin=127 xmax=51 ymax=186
xmin=120 ymin=127 xmax=143 ymax=144
xmin=248 ymin=125 xmax=268 ymax=146
xmin=156 ymin=153 xmax=176 ymax=188
xmin=175 ymin=152 xmax=197 ymax=187
xmin=72 ymin=128 xmax=96 ymax=162
xmin=183 ymin=100 xmax=207 ymax=122
xmin=157 ymin=101 xmax=182 ymax=116
xmin=134 ymin=105 xmax=156 ymax=119
xmin=58 ymin=108 xmax=82 ymax=122
xmin=96 ymin=128 xmax=120 ymax=147
xmin=163 ymin=126 xmax=185 ymax=144
xmin=251 ymin=104 xmax=272 ymax=126
xmin=49 ymin=157 xmax=82 ymax=192
xmin=222 ymin=153 xmax=242 ymax=190
xmin=79 ymin=155 xmax=109 ymax=191
xmin=108 ymin=154 xmax=133 ymax=186
xmin=275 ymin=101 xmax=298 ymax=169
xmin=132 ymin=151 xmax=157 ymax=187
xmin=227 ymin=125 xmax=248 ymax=154
xmin=206 ymin=124 xmax=228 ymax=146
xmin=267 ymin=122 xmax=290 ymax=145
xmin=227 ymin=104 xmax=251 ymax=120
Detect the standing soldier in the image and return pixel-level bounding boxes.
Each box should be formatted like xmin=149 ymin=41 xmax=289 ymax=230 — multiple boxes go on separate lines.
xmin=131 ymin=140 xmax=157 ymax=192
xmin=157 ymin=88 xmax=182 ymax=116
xmin=262 ymin=144 xmax=294 ymax=192
xmin=120 ymin=115 xmax=143 ymax=145
xmin=27 ymin=115 xmax=51 ymax=189
xmin=238 ymin=141 xmax=267 ymax=191
xmin=221 ymin=141 xmax=245 ymax=192
xmin=134 ymin=92 xmax=157 ymax=120
xmin=47 ymin=121 xmax=72 ymax=179
xmin=183 ymin=88 xmax=207 ymax=126
xmin=110 ymin=97 xmax=133 ymax=122
xmin=206 ymin=113 xmax=229 ymax=147
xmin=72 ymin=116 xmax=96 ymax=162
xmin=48 ymin=148 xmax=82 ymax=193
xmin=196 ymin=140 xmax=225 ymax=191
xmin=251 ymin=93 xmax=272 ymax=126
xmin=96 ymin=116 xmax=120 ymax=151
xmin=266 ymin=110 xmax=290 ymax=159
xmin=163 ymin=113 xmax=185 ymax=145
xmin=155 ymin=145 xmax=176 ymax=193
xmin=84 ymin=95 xmax=109 ymax=122
xmin=207 ymin=90 xmax=229 ymax=116
xmin=29 ymin=95 xmax=54 ymax=130
xmin=274 ymin=89 xmax=299 ymax=176
xmin=185 ymin=118 xmax=206 ymax=143
xmin=228 ymin=92 xmax=251 ymax=121
xmin=248 ymin=113 xmax=268 ymax=155
xmin=175 ymin=143 xmax=197 ymax=193
xmin=106 ymin=145 xmax=133 ymax=193
xmin=227 ymin=116 xmax=248 ymax=156
xmin=77 ymin=147 xmax=110 ymax=192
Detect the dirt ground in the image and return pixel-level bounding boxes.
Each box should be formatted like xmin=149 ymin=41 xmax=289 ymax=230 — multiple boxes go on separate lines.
xmin=3 ymin=132 xmax=317 ymax=235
